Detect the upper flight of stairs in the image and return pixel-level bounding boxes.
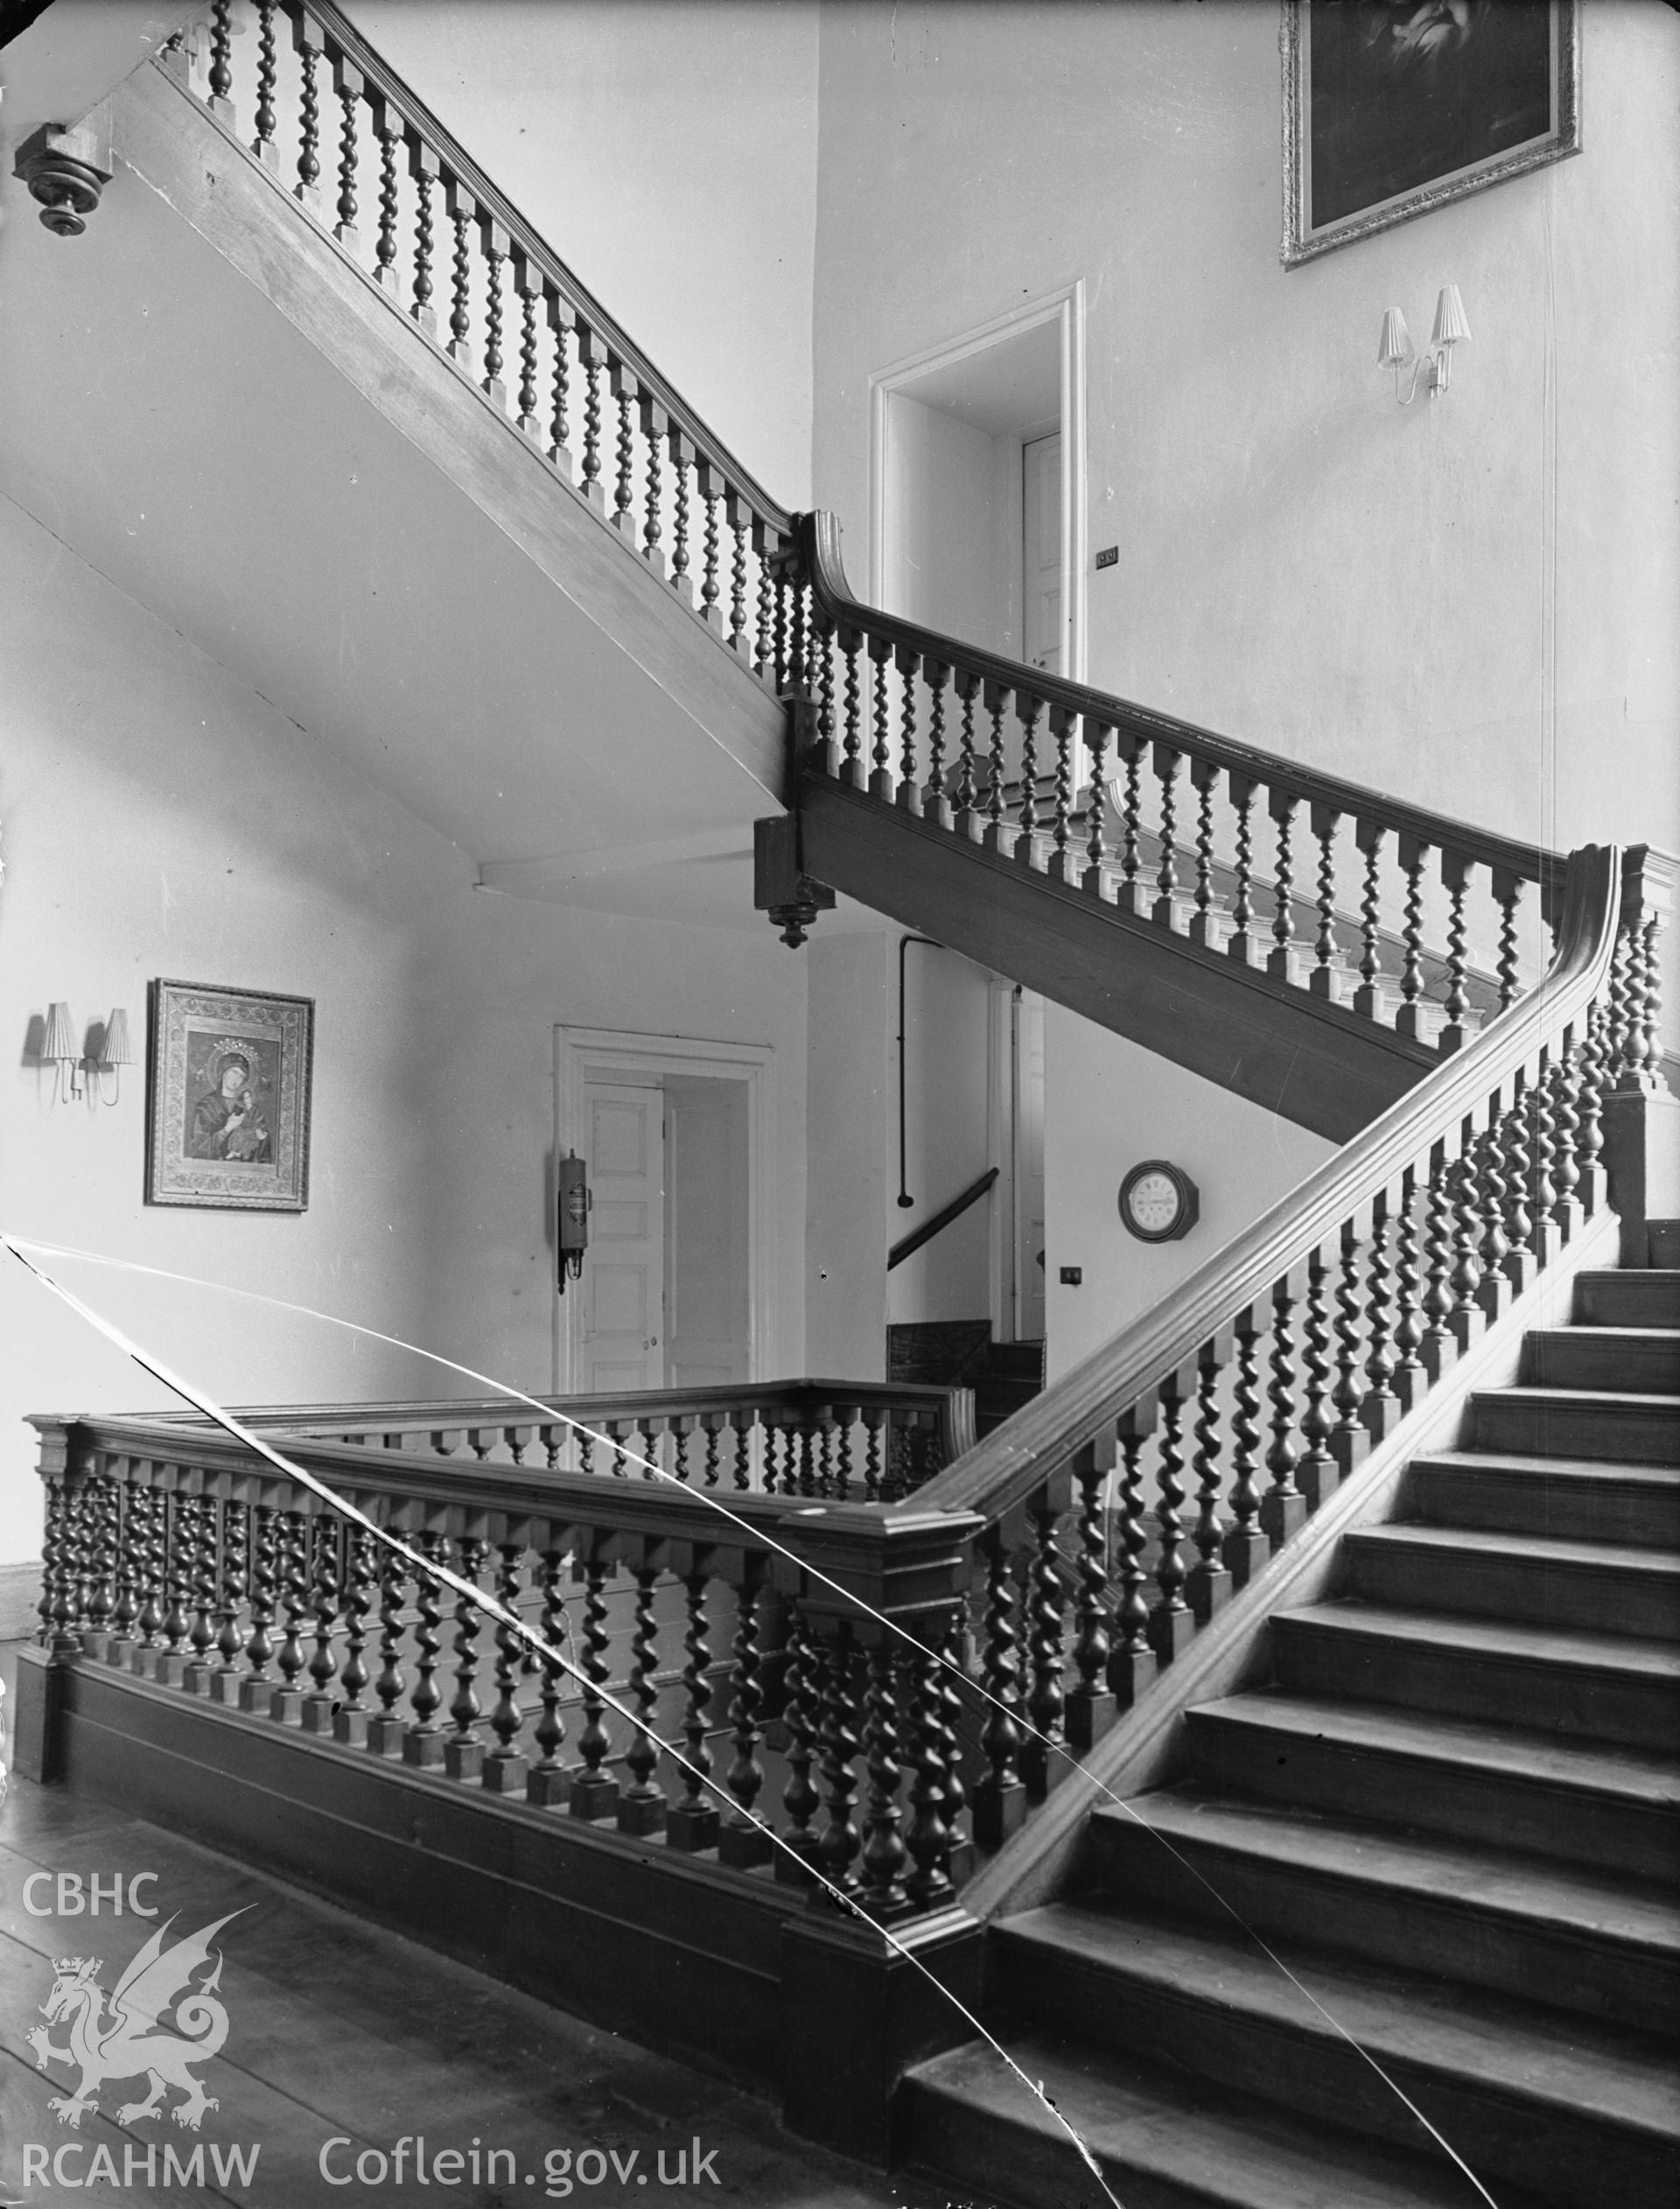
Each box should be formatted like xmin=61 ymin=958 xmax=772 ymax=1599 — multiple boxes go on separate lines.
xmin=902 ymin=1265 xmax=1680 ymax=2209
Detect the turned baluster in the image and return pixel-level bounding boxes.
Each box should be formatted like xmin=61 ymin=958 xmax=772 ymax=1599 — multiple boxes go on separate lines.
xmin=407 ymin=137 xmax=440 ymax=332
xmin=918 ymin=660 xmax=951 ymax=828
xmin=1261 ymin=1276 xmax=1307 ymax=1548
xmin=366 ymin=1534 xmax=407 ymax=1753
xmin=1467 ymin=1121 xmax=1513 ymax=1327
xmin=639 ymin=394 xmax=668 ymax=575
xmin=983 ymin=680 xmax=1012 ymax=853
xmin=973 ymin=1530 xmax=1026 ymax=1843
xmin=1105 ymin=1412 xmax=1157 ymax=1704
xmin=1268 ymin=789 xmax=1302 ymax=982
xmin=1186 ymin=1339 xmax=1235 ymax=1617
xmin=474 ymin=1539 xmax=526 ymax=1794
xmin=1353 ymin=818 xmax=1388 ymax=1019
xmin=186 ymin=1494 xmax=219 ymax=1688
xmin=330 ymin=53 xmax=363 ymax=251
xmin=1309 ymin=803 xmax=1342 ymax=998
xmin=865 ymin=634 xmax=894 ymax=799
xmin=1083 ymin=719 xmax=1113 ymax=897
xmin=441 ymin=1534 xmax=486 ymax=1779
xmin=1020 ymin=1484 xmax=1068 ymax=1791
xmin=1394 ymin=834 xmax=1431 ymax=1038
xmin=211 ymin=1496 xmax=248 ymax=1699
xmin=206 ymin=0 xmax=234 ymax=118
xmin=665 ymin=1554 xmax=720 ymax=1849
xmin=1225 ymin=768 xmax=1259 ymax=962
xmin=952 ymin=670 xmax=983 ymax=835
xmin=855 ymin=1638 xmax=910 ymax=1918
xmin=508 ymin=250 xmax=542 ymax=431
xmin=1392 ymin=1166 xmax=1430 ymax=1406
xmin=892 ymin=643 xmax=923 ymax=813
xmin=56 ymin=1469 xmax=88 ymax=1651
xmin=252 ymin=1 xmax=278 ymax=163
xmin=132 ymin=1477 xmax=166 ymax=1662
xmin=1575 ymin=1000 xmax=1609 ymax=1215
xmin=270 ymin=1507 xmax=309 ymax=1720
xmin=1149 ymin=1381 xmax=1195 ymax=1659
xmin=1548 ymin=1031 xmax=1585 ymax=1240
xmin=726 ymin=490 xmax=751 ymax=654
xmin=1152 ymin=742 xmax=1183 ymax=929
xmin=1528 ymin=1050 xmax=1562 ymax=1266
xmin=1329 ymin=1221 xmax=1373 ymax=1474
xmin=668 ymin=424 xmax=694 ymax=603
xmin=1298 ymin=1247 xmax=1340 ymax=1506
xmin=366 ymin=96 xmax=402 ymax=292
xmin=1053 ymin=704 xmax=1083 ymax=875
xmin=1418 ymin=1143 xmax=1459 ymax=1380
xmin=858 ymin=1406 xmax=886 ymax=1503
xmin=525 ymin=1547 xmax=570 ymax=1806
xmin=1362 ymin=1191 xmax=1403 ymax=1437
xmin=752 ymin=522 xmax=778 ymax=682
xmin=719 ymin=1555 xmax=772 ymax=1865
xmin=903 ymin=1614 xmax=956 ymax=1908
xmin=773 ymin=1607 xmax=821 ymax=1883
xmin=1222 ymin=1309 xmax=1269 ymax=1586
xmin=543 ymin=291 xmax=575 ymax=473
xmin=607 ymin=361 xmax=638 ymax=537
xmin=401 ymin=1532 xmax=447 ymax=1766
xmin=613 ymin=1554 xmax=665 ymax=1832
xmin=1499 ymin=1069 xmax=1538 ymax=1288
xmin=1440 ymin=1134 xmax=1485 ymax=1353
xmin=329 ymin=1524 xmax=373 ymax=1745
xmin=236 ymin=1502 xmax=276 ymax=1708
xmin=577 ymin=325 xmax=607 ymax=509
xmin=1188 ymin=756 xmax=1223 ymax=947
xmin=108 ymin=1476 xmax=139 ymax=1664
xmin=1017 ymin=691 xmax=1045 ymax=860
xmin=566 ymin=1544 xmax=618 ymax=1816
xmin=81 ymin=1469 xmax=115 ymax=1656
xmin=442 ymin=179 xmax=476 ymax=366
xmin=1066 ymin=1435 xmax=1117 ymax=1750
xmin=1438 ymin=852 xmax=1475 ymax=1052
xmin=1493 ymin=869 xmax=1524 ymax=1010
xmin=38 ymin=1469 xmax=67 ymax=1651
xmin=816 ymin=1623 xmax=864 ymax=1895
xmin=293 ymin=14 xmax=326 ymax=209
xmin=301 ymin=1516 xmax=341 ymax=1733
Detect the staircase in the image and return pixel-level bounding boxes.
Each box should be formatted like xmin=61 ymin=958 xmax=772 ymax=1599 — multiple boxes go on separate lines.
xmin=903 ymin=1266 xmax=1680 ymax=2209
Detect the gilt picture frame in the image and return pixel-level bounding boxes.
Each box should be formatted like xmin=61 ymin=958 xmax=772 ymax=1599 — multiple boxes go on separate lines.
xmin=145 ymin=978 xmax=314 ymax=1211
xmin=1282 ymin=0 xmax=1581 ymax=266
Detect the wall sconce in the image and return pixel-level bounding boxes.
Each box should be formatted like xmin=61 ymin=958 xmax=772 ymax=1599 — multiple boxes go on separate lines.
xmin=38 ymin=1004 xmax=133 ymax=1104
xmin=1378 ymin=284 xmax=1470 ymax=403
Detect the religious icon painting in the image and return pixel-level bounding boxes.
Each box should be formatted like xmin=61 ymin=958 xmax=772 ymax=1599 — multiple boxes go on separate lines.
xmin=145 ymin=979 xmax=314 ymax=1210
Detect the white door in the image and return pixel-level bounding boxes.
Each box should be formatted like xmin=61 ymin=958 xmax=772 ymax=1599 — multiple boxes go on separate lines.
xmin=581 ymin=1082 xmax=664 ymax=1392
xmin=1014 ymin=990 xmax=1046 ymax=1342
xmin=665 ymin=1074 xmax=751 ymax=1385
xmin=1023 ymin=432 xmax=1062 ymax=675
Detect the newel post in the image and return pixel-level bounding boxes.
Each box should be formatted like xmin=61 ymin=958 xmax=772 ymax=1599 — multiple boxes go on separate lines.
xmin=13 ymin=1420 xmax=90 ymax=1782
xmin=771 ymin=1505 xmax=984 ymax=2166
xmin=1602 ymin=847 xmax=1680 ymax=1265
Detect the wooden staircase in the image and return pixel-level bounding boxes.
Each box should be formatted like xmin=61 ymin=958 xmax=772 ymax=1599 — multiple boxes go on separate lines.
xmin=902 ymin=1266 xmax=1680 ymax=2209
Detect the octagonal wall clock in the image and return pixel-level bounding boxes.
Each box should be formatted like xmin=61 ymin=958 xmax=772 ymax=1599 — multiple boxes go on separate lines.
xmin=1118 ymin=1159 xmax=1199 ymax=1244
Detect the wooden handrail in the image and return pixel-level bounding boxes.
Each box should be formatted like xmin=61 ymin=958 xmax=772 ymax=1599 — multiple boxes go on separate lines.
xmin=888 ymin=1168 xmax=999 ymax=1271
xmin=898 ymin=842 xmax=1624 ymax=1527
xmin=794 ymin=510 xmax=1567 ymax=903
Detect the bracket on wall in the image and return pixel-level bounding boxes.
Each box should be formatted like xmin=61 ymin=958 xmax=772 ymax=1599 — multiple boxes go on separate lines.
xmin=753 ymin=813 xmax=834 ymax=949
xmin=12 ymin=113 xmax=113 ymax=237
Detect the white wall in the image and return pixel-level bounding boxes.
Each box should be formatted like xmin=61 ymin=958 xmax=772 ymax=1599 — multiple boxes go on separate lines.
xmin=804 ymin=929 xmax=890 ymax=1377
xmin=0 ymin=494 xmax=807 ymax=1566
xmin=353 ymin=0 xmax=820 ymax=506
xmin=1044 ymin=1009 xmax=1334 ymax=1384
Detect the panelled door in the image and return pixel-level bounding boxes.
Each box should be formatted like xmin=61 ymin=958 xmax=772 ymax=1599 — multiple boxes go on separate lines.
xmin=1022 ymin=431 xmax=1063 ymax=676
xmin=580 ymin=1081 xmax=665 ymax=1392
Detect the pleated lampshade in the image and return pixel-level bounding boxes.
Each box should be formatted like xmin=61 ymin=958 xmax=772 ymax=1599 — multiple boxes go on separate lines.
xmin=1432 ymin=284 xmax=1470 ymax=348
xmin=1376 ymin=307 xmax=1412 ymax=368
xmin=102 ymin=1006 xmax=133 ymax=1068
xmin=43 ymin=1001 xmax=78 ymax=1066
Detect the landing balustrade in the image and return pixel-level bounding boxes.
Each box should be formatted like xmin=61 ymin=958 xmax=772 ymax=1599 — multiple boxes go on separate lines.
xmin=28 ymin=843 xmax=1666 ymax=1919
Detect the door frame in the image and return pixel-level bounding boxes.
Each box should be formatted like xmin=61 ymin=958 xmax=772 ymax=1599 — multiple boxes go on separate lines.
xmin=867 ymin=280 xmax=1088 ymax=683
xmin=553 ymin=1027 xmax=778 ymax=1392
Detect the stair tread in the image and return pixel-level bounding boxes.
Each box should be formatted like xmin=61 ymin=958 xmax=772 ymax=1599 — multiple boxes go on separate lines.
xmin=1348 ymin=1520 xmax=1680 ymax=1577
xmin=906 ymin=2030 xmax=1518 ymax=2209
xmin=1278 ymin=1598 xmax=1680 ymax=1679
xmin=1190 ymin=1688 xmax=1680 ymax=1806
xmin=1478 ymin=1383 xmax=1680 ymax=1413
xmin=1091 ymin=1787 xmax=1680 ymax=1952
xmin=1414 ymin=1447 xmax=1680 ymax=1489
xmin=998 ymin=1901 xmax=1680 ymax=2135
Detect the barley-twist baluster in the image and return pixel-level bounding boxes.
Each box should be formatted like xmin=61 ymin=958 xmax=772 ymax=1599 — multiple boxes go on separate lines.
xmin=638 ymin=395 xmax=668 ymax=573
xmin=1067 ymin=1438 xmax=1117 ymax=1749
xmin=513 ymin=253 xmax=542 ymax=431
xmin=1362 ymin=1191 xmax=1402 ymax=1438
xmin=1447 ymin=1140 xmax=1487 ymax=1351
xmin=1529 ymin=1052 xmax=1561 ymax=1266
xmin=578 ymin=326 xmax=606 ymax=508
xmin=408 ymin=138 xmax=439 ymax=332
xmin=108 ymin=1477 xmax=139 ymax=1665
xmin=698 ymin=463 xmax=723 ymax=628
xmin=1046 ymin=705 xmax=1076 ymax=881
xmin=1020 ymin=1489 xmax=1068 ymax=1790
xmin=1223 ymin=1309 xmax=1269 ymax=1585
xmin=1227 ymin=769 xmax=1258 ymax=961
xmin=333 ymin=1525 xmax=374 ymax=1745
xmin=1500 ymin=1069 xmax=1536 ymax=1286
xmin=615 ymin=1559 xmax=666 ymax=1832
xmin=1018 ymin=694 xmax=1043 ymax=854
xmin=866 ymin=635 xmax=893 ymax=798
xmin=774 ymin=1608 xmax=820 ymax=1883
xmin=238 ymin=1503 xmax=276 ymax=1708
xmin=1354 ymin=819 xmax=1387 ymax=1018
xmin=1107 ymin=1415 xmax=1157 ymax=1705
xmin=895 ymin=644 xmax=922 ymax=813
xmin=817 ymin=1624 xmax=864 ymax=1893
xmin=1392 ymin=1166 xmax=1429 ymax=1406
xmin=1261 ymin=1277 xmax=1307 ymax=1548
xmin=1152 ymin=743 xmax=1182 ymax=929
xmin=717 ymin=1556 xmax=771 ymax=1863
xmin=1494 ymin=870 xmax=1523 ymax=1010
xmin=545 ymin=292 xmax=574 ymax=473
xmin=1187 ymin=757 xmax=1222 ymax=946
xmin=974 ymin=1532 xmax=1026 ymax=1843
xmin=253 ymin=1 xmax=278 ymax=163
xmin=401 ymin=1532 xmax=446 ymax=1765
xmin=212 ymin=1496 xmax=247 ymax=1698
xmin=727 ymin=493 xmax=749 ymax=652
xmin=924 ymin=660 xmax=952 ymax=827
xmin=332 ymin=56 xmax=363 ymax=250
xmin=1187 ymin=1341 xmax=1234 ymax=1616
xmin=1438 ymin=852 xmax=1474 ymax=1051
xmin=1549 ymin=1032 xmax=1584 ymax=1238
xmin=1575 ymin=1000 xmax=1608 ymax=1214
xmin=1395 ymin=835 xmax=1430 ymax=1037
xmin=953 ymin=670 xmax=982 ymax=832
xmin=1083 ymin=720 xmax=1112 ymax=895
xmin=206 ymin=0 xmax=234 ymax=118
xmin=293 ymin=16 xmax=325 ymax=209
xmin=1268 ymin=789 xmax=1301 ymax=981
xmin=1150 ymin=1383 xmax=1195 ymax=1659
xmin=442 ymin=1534 xmax=486 ymax=1779
xmin=668 ymin=1562 xmax=720 ymax=1849
xmin=984 ymin=681 xmax=1010 ymax=852
xmin=568 ymin=1546 xmax=618 ymax=1816
xmin=480 ymin=1540 xmax=527 ymax=1793
xmin=367 ymin=1534 xmax=407 ymax=1753
xmin=270 ymin=1507 xmax=308 ymax=1720
xmin=301 ymin=1516 xmax=340 ymax=1733
xmin=668 ymin=425 xmax=693 ymax=601
xmin=444 ymin=180 xmax=474 ymax=365
xmin=371 ymin=99 xmax=401 ymax=291
xmin=856 ymin=1639 xmax=909 ymax=1918
xmin=1418 ymin=1144 xmax=1459 ymax=1379
xmin=1309 ymin=804 xmax=1341 ymax=996
xmin=526 ymin=1547 xmax=570 ymax=1805
xmin=903 ymin=1616 xmax=956 ymax=1907
xmin=1298 ymin=1247 xmax=1339 ymax=1506
xmin=1331 ymin=1220 xmax=1373 ymax=1475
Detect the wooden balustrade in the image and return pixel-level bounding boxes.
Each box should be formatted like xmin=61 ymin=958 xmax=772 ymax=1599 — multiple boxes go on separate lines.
xmin=158 ymin=0 xmax=794 ymax=677
xmin=786 ymin=513 xmax=1564 ymax=1053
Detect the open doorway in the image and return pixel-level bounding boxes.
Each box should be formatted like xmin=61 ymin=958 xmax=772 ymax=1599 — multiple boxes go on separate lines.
xmin=553 ymin=1028 xmax=776 ymax=1393
xmin=870 ymin=283 xmax=1085 ymax=678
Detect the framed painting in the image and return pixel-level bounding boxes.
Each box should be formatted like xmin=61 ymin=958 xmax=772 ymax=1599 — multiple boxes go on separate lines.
xmin=1282 ymin=1 xmax=1581 ymax=266
xmin=145 ymin=978 xmax=314 ymax=1211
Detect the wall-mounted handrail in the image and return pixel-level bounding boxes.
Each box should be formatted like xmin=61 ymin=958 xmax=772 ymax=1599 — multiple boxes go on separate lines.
xmin=888 ymin=1166 xmax=1000 ymax=1271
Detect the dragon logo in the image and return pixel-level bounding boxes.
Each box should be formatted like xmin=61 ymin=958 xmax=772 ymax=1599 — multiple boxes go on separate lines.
xmin=27 ymin=1911 xmax=245 ymax=2132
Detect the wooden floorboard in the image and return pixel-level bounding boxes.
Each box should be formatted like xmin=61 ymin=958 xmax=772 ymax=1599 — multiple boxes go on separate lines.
xmin=0 ymin=1644 xmax=933 ymax=2208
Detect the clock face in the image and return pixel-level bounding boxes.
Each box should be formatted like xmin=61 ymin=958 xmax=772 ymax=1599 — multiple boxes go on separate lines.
xmin=1119 ymin=1161 xmax=1198 ymax=1242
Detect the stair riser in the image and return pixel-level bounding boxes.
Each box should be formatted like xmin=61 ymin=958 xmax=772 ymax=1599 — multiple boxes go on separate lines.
xmin=1407 ymin=1463 xmax=1680 ymax=1548
xmin=1520 ymin=1334 xmax=1680 ymax=1394
xmin=900 ymin=2090 xmax=1202 ymax=2209
xmin=990 ymin=1940 xmax=1676 ymax=2209
xmin=1345 ymin=1541 xmax=1680 ymax=1641
xmin=1088 ymin=1823 xmax=1680 ymax=2036
xmin=1270 ymin=1620 xmax=1680 ymax=1753
xmin=1576 ymin=1274 xmax=1680 ymax=1329
xmin=1184 ymin=1715 xmax=1678 ymax=1881
xmin=1471 ymin=1396 xmax=1680 ymax=1464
